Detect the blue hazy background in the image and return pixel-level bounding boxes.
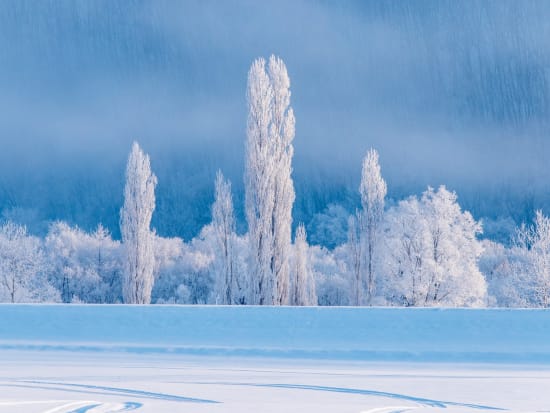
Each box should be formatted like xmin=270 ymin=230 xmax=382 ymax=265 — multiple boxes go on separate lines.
xmin=1 ymin=0 xmax=549 ymax=246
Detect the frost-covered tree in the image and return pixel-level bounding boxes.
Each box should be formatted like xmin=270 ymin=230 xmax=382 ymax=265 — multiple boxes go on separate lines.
xmin=120 ymin=142 xmax=158 ymax=304
xmin=479 ymin=239 xmax=528 ymax=307
xmin=0 ymin=222 xmax=57 ymax=303
xmin=245 ymin=55 xmax=295 ymax=305
xmin=151 ymin=234 xmax=213 ymax=305
xmin=151 ymin=226 xmax=249 ymax=305
xmin=269 ymin=56 xmax=296 ymax=305
xmin=313 ymin=243 xmax=352 ymax=306
xmin=290 ymin=224 xmax=317 ymax=306
xmin=379 ymin=197 xmax=424 ymax=305
xmin=212 ymin=171 xmax=236 ymax=304
xmin=92 ymin=224 xmax=122 ymax=302
xmin=481 ymin=211 xmax=550 ymax=308
xmin=347 ymin=213 xmax=362 ymax=305
xmin=45 ymin=222 xmax=122 ymax=303
xmin=380 ymin=186 xmax=486 ymax=307
xmin=230 ymin=234 xmax=251 ymax=305
xmin=358 ymin=149 xmax=386 ymax=304
xmin=245 ymin=57 xmax=273 ymax=305
xmin=307 ymin=203 xmax=349 ymax=248
xmin=514 ymin=210 xmax=550 ymax=307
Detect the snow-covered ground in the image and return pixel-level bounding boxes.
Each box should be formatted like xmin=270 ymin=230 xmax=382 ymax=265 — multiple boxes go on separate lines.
xmin=0 ymin=305 xmax=549 ymax=412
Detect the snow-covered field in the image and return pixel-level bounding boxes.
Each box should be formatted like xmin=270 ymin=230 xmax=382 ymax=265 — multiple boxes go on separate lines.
xmin=0 ymin=305 xmax=549 ymax=412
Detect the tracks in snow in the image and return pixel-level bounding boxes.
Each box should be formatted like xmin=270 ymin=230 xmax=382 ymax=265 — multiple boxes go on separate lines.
xmin=0 ymin=379 xmax=219 ymax=413
xmin=17 ymin=380 xmax=218 ymax=404
xmin=44 ymin=401 xmax=141 ymax=413
xmin=191 ymin=381 xmax=504 ymax=411
xmin=0 ymin=400 xmax=141 ymax=413
xmin=0 ymin=377 xmax=505 ymax=412
xmin=361 ymin=407 xmax=418 ymax=413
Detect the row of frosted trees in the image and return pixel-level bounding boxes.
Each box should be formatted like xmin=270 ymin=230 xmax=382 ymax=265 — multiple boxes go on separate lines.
xmin=116 ymin=56 xmax=316 ymax=305
xmin=0 ymin=56 xmax=549 ymax=307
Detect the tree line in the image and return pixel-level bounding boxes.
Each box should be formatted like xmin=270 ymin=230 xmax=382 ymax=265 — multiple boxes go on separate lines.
xmin=0 ymin=56 xmax=547 ymax=307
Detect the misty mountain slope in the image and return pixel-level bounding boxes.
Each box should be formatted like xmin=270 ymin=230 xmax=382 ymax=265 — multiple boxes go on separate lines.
xmin=1 ymin=0 xmax=550 ymax=242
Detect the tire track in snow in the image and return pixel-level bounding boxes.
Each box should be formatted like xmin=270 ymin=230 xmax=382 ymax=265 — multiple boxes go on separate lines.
xmin=64 ymin=401 xmax=142 ymax=413
xmin=361 ymin=406 xmax=418 ymax=413
xmin=262 ymin=384 xmax=504 ymax=410
xmin=17 ymin=381 xmax=219 ymax=404
xmin=196 ymin=382 xmax=503 ymax=410
xmin=0 ymin=400 xmax=142 ymax=413
xmin=66 ymin=403 xmax=101 ymax=413
xmin=43 ymin=401 xmax=99 ymax=413
xmin=1 ymin=383 xmax=142 ymax=399
xmin=0 ymin=400 xmax=72 ymax=406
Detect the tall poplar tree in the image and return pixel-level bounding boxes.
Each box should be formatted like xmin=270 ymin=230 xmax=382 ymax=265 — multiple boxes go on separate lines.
xmin=245 ymin=55 xmax=295 ymax=305
xmin=212 ymin=170 xmax=236 ymax=304
xmin=359 ymin=148 xmax=387 ymax=304
xmin=120 ymin=142 xmax=157 ymax=304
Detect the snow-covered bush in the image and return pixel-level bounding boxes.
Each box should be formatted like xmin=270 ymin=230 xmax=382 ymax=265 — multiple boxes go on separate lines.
xmin=480 ymin=240 xmax=529 ymax=307
xmin=311 ymin=244 xmax=351 ymax=306
xmin=152 ymin=230 xmax=215 ymax=304
xmin=289 ymin=224 xmax=317 ymax=306
xmin=0 ymin=221 xmax=58 ymax=303
xmin=45 ymin=222 xmax=122 ymax=303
